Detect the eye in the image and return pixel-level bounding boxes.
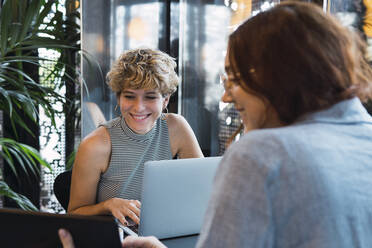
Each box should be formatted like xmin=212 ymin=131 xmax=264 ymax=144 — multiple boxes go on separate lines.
xmin=145 ymin=95 xmax=158 ymax=100
xmin=228 ymin=76 xmax=240 ymax=84
xmin=220 ymin=72 xmax=239 ymax=89
xmin=123 ymin=94 xmax=135 ymax=99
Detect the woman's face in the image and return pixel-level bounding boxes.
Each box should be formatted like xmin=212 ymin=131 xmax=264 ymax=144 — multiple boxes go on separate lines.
xmin=118 ymin=88 xmax=169 ymax=134
xmin=221 ymin=50 xmax=281 ymax=133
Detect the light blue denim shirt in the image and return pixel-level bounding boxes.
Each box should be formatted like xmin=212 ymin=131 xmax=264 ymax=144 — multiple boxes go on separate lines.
xmin=197 ymin=97 xmax=372 ymax=248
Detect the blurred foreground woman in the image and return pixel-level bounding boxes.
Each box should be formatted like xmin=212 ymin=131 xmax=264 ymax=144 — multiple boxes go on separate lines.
xmin=198 ymin=1 xmax=372 ymax=247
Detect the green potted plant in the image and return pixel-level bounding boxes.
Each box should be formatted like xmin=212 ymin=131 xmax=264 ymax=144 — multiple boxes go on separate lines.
xmin=0 ymin=0 xmax=80 ymax=210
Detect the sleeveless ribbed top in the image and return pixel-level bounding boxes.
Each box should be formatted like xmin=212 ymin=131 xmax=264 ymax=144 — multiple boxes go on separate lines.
xmin=96 ymin=116 xmax=172 ymax=202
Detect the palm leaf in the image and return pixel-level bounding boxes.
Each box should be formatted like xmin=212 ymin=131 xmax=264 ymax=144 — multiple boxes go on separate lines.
xmin=0 ymin=181 xmax=38 ymax=211
xmin=0 ymin=0 xmax=13 ymax=56
xmin=6 ymin=146 xmax=30 ymax=178
xmin=18 ymin=0 xmax=42 ymax=42
xmin=0 ymin=0 xmax=84 ymax=209
xmin=20 ymin=143 xmax=51 ymax=171
xmin=0 ymin=138 xmax=51 ymax=176
xmin=9 ymin=22 xmax=22 ymax=48
xmin=0 ymin=147 xmax=17 ymax=177
xmin=0 ymin=86 xmax=13 ymax=114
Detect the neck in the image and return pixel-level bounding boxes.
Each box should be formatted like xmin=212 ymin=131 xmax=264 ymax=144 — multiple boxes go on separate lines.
xmin=244 ymin=109 xmax=285 ymax=133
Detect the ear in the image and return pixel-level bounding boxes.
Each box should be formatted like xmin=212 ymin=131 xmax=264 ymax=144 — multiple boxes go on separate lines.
xmin=162 ymin=95 xmax=170 ymax=110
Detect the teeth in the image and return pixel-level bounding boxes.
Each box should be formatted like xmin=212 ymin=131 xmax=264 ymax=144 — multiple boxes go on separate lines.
xmin=132 ymin=114 xmax=147 ymax=120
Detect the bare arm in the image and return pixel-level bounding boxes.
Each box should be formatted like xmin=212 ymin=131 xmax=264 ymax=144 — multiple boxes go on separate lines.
xmin=166 ymin=113 xmax=204 ymax=158
xmin=67 ymin=127 xmax=140 ymax=225
xmin=67 ymin=127 xmax=110 ymax=215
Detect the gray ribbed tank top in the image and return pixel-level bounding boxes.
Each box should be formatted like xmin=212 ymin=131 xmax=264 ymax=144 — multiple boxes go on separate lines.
xmin=96 ymin=116 xmax=172 ymax=202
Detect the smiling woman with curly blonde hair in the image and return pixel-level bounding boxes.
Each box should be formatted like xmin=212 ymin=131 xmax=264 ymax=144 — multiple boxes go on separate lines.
xmin=68 ymin=48 xmax=203 ymax=227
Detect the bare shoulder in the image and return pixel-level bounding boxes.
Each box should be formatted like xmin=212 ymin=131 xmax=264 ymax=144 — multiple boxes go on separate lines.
xmin=164 ymin=113 xmax=189 ymax=133
xmin=75 ymin=126 xmax=111 ymax=171
xmin=79 ymin=126 xmax=110 ymax=152
xmin=164 ymin=113 xmax=203 ymax=158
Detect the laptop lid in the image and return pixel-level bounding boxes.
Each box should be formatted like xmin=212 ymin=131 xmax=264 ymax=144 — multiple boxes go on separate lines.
xmin=139 ymin=156 xmax=222 ymax=239
xmin=0 ymin=208 xmax=122 ymax=248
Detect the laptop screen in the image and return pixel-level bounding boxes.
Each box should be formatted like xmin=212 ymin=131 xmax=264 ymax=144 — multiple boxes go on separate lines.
xmin=139 ymin=156 xmax=222 ymax=239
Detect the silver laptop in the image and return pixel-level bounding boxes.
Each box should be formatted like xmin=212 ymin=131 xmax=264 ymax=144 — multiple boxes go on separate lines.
xmin=137 ymin=156 xmax=222 ymax=240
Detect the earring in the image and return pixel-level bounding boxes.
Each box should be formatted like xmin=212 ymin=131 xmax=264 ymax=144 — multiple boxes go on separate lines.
xmin=115 ymin=105 xmax=121 ymax=117
xmin=161 ymin=107 xmax=168 ymax=120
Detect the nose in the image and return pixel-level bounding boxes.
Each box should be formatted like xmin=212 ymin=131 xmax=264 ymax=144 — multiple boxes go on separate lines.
xmin=133 ymin=98 xmax=146 ymax=112
xmin=221 ymin=89 xmax=233 ymax=103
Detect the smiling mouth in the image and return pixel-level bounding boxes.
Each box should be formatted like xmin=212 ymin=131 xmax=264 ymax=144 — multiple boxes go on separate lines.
xmin=130 ymin=113 xmax=151 ymax=121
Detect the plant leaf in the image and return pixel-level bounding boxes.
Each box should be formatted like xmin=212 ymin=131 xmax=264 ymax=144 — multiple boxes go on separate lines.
xmin=0 ymin=0 xmax=13 ymax=56
xmin=18 ymin=0 xmax=42 ymax=42
xmin=0 ymin=181 xmax=38 ymax=211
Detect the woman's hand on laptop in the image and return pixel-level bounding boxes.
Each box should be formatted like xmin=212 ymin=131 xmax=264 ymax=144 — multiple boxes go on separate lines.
xmin=104 ymin=198 xmax=141 ymax=225
xmin=122 ymin=235 xmax=166 ymax=248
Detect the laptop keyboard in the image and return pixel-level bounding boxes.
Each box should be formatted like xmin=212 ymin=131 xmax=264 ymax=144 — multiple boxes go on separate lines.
xmin=127 ymin=218 xmax=138 ymax=233
xmin=115 ymin=217 xmax=138 ymax=236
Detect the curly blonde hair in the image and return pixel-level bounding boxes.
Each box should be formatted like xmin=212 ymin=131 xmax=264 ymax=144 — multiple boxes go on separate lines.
xmin=106 ymin=48 xmax=179 ymax=97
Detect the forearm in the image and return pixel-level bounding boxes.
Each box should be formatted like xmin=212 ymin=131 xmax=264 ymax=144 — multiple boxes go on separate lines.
xmin=68 ymin=198 xmax=141 ymax=226
xmin=68 ymin=201 xmax=110 ymax=216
